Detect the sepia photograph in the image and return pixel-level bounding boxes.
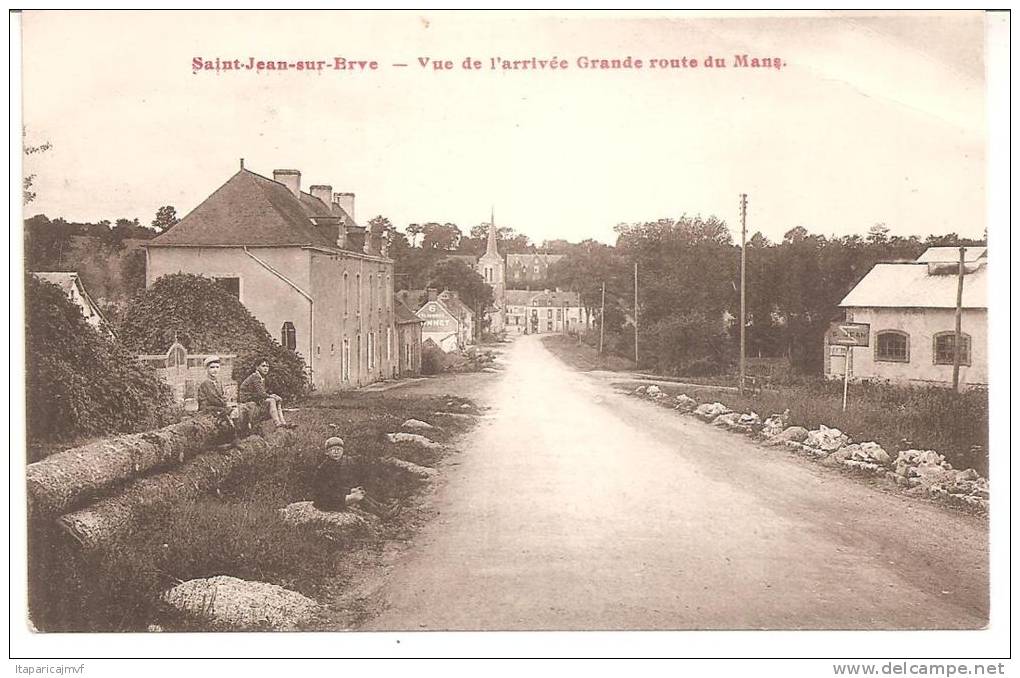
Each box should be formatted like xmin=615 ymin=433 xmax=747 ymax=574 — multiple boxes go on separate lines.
xmin=10 ymin=7 xmax=1011 ymax=665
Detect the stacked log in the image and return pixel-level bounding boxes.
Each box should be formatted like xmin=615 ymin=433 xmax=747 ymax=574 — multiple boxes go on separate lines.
xmin=27 ymin=416 xmax=229 ymax=517
xmin=58 ymin=429 xmax=293 ymax=550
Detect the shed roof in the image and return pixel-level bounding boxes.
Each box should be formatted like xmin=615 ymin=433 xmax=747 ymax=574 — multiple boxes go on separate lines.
xmin=839 ymin=262 xmax=987 ymax=309
xmin=915 ymin=246 xmax=987 ymax=263
xmin=395 ymin=299 xmax=424 ymax=324
xmin=32 ymin=271 xmax=80 ymax=294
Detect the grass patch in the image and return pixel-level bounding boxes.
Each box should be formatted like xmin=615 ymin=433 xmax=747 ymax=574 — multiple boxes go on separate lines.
xmin=541 ymin=334 xmax=636 ymax=372
xmin=28 ymin=390 xmax=478 ymax=632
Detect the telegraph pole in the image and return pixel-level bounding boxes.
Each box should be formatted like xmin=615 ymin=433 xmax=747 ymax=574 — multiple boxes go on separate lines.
xmin=633 ymin=261 xmax=639 ymax=364
xmin=952 ymin=246 xmax=965 ymax=392
xmin=739 ymin=193 xmax=748 ymax=394
xmin=599 ymin=281 xmax=606 ymax=358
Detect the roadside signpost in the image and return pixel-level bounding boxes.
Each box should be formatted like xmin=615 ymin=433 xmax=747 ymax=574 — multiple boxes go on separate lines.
xmin=827 ymin=322 xmax=870 ymax=411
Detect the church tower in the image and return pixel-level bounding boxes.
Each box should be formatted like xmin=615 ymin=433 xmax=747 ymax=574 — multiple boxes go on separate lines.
xmin=477 ymin=207 xmax=506 ymax=332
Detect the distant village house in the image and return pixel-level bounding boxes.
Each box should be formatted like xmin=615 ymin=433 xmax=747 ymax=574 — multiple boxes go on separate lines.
xmin=31 ymin=271 xmax=114 ymax=338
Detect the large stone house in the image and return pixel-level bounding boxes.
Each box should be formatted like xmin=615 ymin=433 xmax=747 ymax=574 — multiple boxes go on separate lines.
xmin=505 ymin=289 xmax=588 ymax=335
xmin=144 ymin=164 xmax=397 ymax=391
xmin=827 ymin=246 xmax=987 ymax=388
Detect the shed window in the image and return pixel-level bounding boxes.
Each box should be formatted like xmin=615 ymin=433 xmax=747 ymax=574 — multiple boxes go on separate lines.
xmin=281 ymin=322 xmax=297 ymax=351
xmin=875 ymin=330 xmax=909 ymax=363
xmin=933 ymin=332 xmax=971 ymax=366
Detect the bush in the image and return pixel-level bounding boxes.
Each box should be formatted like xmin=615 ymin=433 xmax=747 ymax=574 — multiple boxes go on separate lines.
xmin=117 ymin=273 xmax=307 ymax=399
xmin=642 ymin=312 xmax=734 ymax=376
xmin=25 ymin=273 xmax=175 ymax=441
xmin=421 ymin=340 xmax=446 ymax=375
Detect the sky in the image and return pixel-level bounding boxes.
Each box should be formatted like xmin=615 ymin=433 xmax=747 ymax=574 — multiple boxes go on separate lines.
xmin=19 ymin=10 xmax=991 ymax=245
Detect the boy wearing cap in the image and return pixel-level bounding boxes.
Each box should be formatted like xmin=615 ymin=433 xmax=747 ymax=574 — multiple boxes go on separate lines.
xmin=313 ymin=436 xmax=398 ymax=519
xmin=198 ymin=356 xmax=230 ymax=416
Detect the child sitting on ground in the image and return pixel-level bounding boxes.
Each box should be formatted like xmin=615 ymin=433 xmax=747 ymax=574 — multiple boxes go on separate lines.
xmin=312 ymin=436 xmax=399 ymax=520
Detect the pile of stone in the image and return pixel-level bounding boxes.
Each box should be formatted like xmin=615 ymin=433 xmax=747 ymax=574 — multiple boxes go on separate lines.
xmin=890 ymin=449 xmax=989 ymax=509
xmin=693 ymin=402 xmax=732 ymax=422
xmin=760 ymin=411 xmax=790 ymax=439
xmin=824 ymin=441 xmax=891 ymax=473
xmin=712 ymin=411 xmax=760 ymax=434
xmin=673 ymin=394 xmax=698 ymax=413
xmin=402 ymin=418 xmax=436 ymax=431
xmin=160 ymin=575 xmax=319 ymax=630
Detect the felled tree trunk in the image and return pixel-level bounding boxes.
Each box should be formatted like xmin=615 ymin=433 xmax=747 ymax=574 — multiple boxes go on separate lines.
xmin=57 ymin=429 xmax=293 ymax=550
xmin=27 ymin=416 xmax=230 ymax=517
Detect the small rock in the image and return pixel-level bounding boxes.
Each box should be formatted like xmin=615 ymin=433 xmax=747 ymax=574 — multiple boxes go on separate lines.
xmin=387 ymin=432 xmax=444 ymax=450
xmin=382 ymin=456 xmax=438 ymax=479
xmin=765 ymin=426 xmax=809 ymax=445
xmin=673 ymin=394 xmax=698 ymax=412
xmin=633 ymin=386 xmax=647 ymax=395
xmin=713 ymin=412 xmax=743 ymax=428
xmin=279 ymin=501 xmax=368 ymax=531
xmin=804 ymin=425 xmax=849 ymax=452
xmin=694 ymin=402 xmax=732 ymax=422
xmin=402 ymin=418 xmax=435 ymax=430
xmin=738 ymin=412 xmax=761 ymax=427
xmin=161 ymin=576 xmax=319 ymax=630
xmin=646 ymin=385 xmax=662 ymax=397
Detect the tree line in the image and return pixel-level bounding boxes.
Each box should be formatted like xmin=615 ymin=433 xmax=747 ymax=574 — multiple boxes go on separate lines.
xmin=546 ymin=219 xmax=985 ymax=377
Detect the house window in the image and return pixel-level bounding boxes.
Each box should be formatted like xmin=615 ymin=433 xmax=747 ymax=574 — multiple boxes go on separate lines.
xmin=556 ymin=308 xmax=562 ymax=320
xmin=875 ymin=330 xmax=909 ymax=363
xmin=547 ymin=309 xmax=553 ymax=319
xmin=368 ymin=332 xmax=375 ymax=370
xmin=213 ymin=277 xmax=240 ymax=299
xmin=281 ymin=322 xmax=297 ymax=351
xmin=933 ymin=332 xmax=971 ymax=366
xmin=342 ymin=338 xmax=351 ymax=382
xmin=386 ymin=327 xmax=393 ymax=361
xmin=356 ymin=274 xmax=362 ymax=313
xmin=379 ymin=274 xmax=384 ymax=311
xmin=343 ymin=273 xmax=349 ymax=316
xmin=369 ymin=275 xmax=374 ymax=312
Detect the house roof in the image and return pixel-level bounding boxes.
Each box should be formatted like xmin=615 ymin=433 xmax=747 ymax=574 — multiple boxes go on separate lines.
xmin=147 ymin=169 xmax=347 ymax=249
xmin=395 ymin=299 xmax=424 ymax=324
xmin=506 ymin=253 xmax=565 ymax=266
xmin=32 ymin=271 xmax=80 ymax=295
xmin=506 ymin=289 xmax=581 ymax=306
xmin=915 ymin=246 xmax=987 ymax=263
xmin=839 ymin=262 xmax=987 ymax=309
xmin=438 ymin=291 xmax=474 ymax=318
xmin=32 ymin=271 xmax=113 ymax=332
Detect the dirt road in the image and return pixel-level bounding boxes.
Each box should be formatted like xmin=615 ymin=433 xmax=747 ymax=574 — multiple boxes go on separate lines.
xmin=361 ymin=335 xmax=988 ymax=631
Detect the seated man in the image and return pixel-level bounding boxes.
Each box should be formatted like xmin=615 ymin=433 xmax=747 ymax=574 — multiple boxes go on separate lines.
xmin=238 ymin=358 xmax=295 ymax=430
xmin=312 ymin=437 xmax=398 ymax=519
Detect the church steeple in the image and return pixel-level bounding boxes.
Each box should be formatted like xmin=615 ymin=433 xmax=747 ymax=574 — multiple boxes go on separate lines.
xmin=485 ymin=206 xmax=499 ymax=258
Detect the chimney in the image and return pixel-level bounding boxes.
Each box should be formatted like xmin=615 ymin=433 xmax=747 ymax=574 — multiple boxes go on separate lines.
xmin=273 ymin=169 xmax=301 ymax=198
xmin=363 ymin=228 xmax=373 ymax=255
xmin=334 ymin=192 xmax=355 ymax=221
xmin=336 ymin=218 xmax=349 ymax=250
xmin=309 ymin=184 xmax=332 ymax=207
xmin=380 ymin=228 xmax=391 ymax=257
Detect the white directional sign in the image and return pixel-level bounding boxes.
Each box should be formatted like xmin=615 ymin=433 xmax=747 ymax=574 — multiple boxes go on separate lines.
xmin=827 ymin=322 xmax=870 ymax=347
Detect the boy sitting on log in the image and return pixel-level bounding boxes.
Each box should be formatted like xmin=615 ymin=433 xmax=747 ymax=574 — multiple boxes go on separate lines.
xmin=197 ymin=355 xmax=254 ymax=435
xmin=239 ymin=358 xmax=296 ymax=430
xmin=313 ymin=437 xmax=399 ymax=520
